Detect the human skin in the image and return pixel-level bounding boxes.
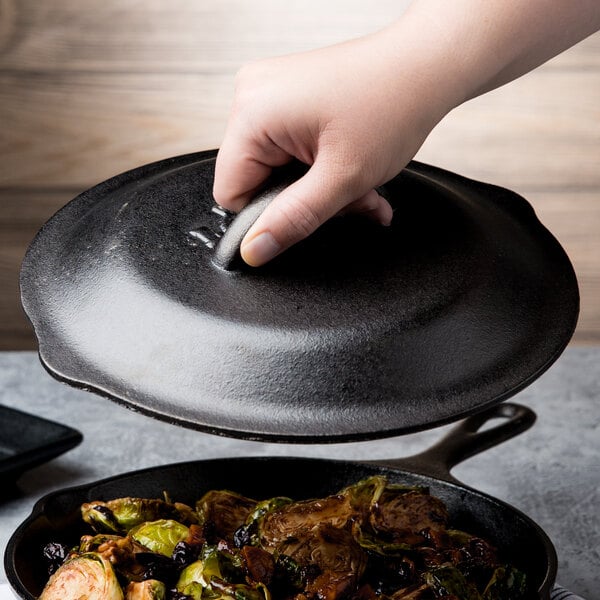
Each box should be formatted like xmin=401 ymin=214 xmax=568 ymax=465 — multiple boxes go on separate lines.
xmin=213 ymin=0 xmax=600 ymax=266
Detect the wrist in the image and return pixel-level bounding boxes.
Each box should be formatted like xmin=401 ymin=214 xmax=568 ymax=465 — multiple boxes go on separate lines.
xmin=370 ymin=18 xmax=471 ymax=128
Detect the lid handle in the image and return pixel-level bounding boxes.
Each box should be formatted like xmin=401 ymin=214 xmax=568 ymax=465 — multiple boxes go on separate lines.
xmin=212 ymin=161 xmax=309 ymax=270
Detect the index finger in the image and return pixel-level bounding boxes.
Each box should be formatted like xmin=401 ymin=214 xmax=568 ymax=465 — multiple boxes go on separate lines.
xmin=213 ymin=121 xmax=291 ymax=213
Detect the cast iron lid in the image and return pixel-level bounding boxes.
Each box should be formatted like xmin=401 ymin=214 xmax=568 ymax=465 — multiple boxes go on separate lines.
xmin=20 ymin=150 xmax=579 ymax=442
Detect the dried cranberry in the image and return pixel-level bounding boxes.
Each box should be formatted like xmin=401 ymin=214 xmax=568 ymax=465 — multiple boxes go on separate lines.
xmin=136 ymin=552 xmax=178 ymax=584
xmin=172 ymin=541 xmax=198 ymax=568
xmin=42 ymin=542 xmax=69 ymax=575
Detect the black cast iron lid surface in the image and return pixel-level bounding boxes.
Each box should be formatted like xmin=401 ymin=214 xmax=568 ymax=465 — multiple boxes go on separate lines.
xmin=20 ymin=150 xmax=579 ymax=442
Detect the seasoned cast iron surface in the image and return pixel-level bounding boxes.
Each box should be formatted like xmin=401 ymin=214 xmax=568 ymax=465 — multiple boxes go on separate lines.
xmin=20 ymin=151 xmax=579 ymax=440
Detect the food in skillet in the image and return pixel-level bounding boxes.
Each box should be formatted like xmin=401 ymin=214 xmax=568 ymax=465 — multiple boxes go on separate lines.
xmin=40 ymin=476 xmax=527 ymax=600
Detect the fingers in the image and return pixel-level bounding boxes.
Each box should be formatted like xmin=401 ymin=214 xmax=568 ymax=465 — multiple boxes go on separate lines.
xmin=338 ymin=189 xmax=394 ymax=225
xmin=239 ymin=163 xmax=391 ymax=267
xmin=213 ymin=121 xmax=291 ymax=213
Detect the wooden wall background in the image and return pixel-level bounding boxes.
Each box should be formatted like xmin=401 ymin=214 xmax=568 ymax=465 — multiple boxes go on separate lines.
xmin=1 ymin=0 xmax=599 ymax=349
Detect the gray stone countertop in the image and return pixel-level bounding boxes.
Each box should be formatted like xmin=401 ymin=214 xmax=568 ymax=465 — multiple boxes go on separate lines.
xmin=0 ymin=348 xmax=598 ymax=597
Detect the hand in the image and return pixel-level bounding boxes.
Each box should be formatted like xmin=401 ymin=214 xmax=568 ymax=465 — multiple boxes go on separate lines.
xmin=213 ymin=29 xmax=452 ymax=266
xmin=213 ymin=0 xmax=600 ymax=267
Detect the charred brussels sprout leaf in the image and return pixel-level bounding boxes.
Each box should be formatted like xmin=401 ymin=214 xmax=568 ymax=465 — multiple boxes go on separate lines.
xmin=354 ymin=523 xmax=412 ymax=556
xmin=210 ymin=578 xmax=271 ymax=600
xmin=425 ymin=565 xmax=482 ymax=600
xmin=39 ymin=552 xmax=124 ymax=600
xmin=340 ymin=477 xmax=428 ymax=512
xmin=339 ymin=476 xmax=387 ymax=513
xmin=79 ymin=533 xmax=124 ymax=553
xmin=274 ymin=554 xmax=308 ymax=591
xmin=124 ymin=579 xmax=166 ymax=600
xmin=483 ymin=565 xmax=528 ymax=600
xmin=130 ymin=519 xmax=190 ymax=557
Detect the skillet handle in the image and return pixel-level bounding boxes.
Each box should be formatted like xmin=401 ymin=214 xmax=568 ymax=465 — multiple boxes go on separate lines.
xmin=371 ymin=403 xmax=536 ymax=483
xmin=212 ymin=161 xmax=308 ymax=270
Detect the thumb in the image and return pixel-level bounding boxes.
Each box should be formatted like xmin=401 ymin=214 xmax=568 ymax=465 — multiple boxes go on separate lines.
xmin=240 ymin=162 xmax=384 ymax=267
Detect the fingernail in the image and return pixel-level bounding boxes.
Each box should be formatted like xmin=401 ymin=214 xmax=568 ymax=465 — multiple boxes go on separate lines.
xmin=241 ymin=231 xmax=281 ymax=266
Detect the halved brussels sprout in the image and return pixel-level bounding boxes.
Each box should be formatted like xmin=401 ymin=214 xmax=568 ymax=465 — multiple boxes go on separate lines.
xmin=39 ymin=552 xmax=124 ymax=600
xmin=176 ymin=560 xmax=204 ymax=600
xmin=124 ymin=579 xmax=166 ymax=600
xmin=82 ymin=497 xmax=196 ymax=534
xmin=176 ymin=545 xmax=223 ymax=595
xmin=259 ymin=495 xmax=357 ymax=550
xmin=130 ymin=519 xmax=190 ymax=556
xmin=235 ymin=497 xmax=292 ymax=547
xmin=369 ymin=488 xmax=449 ymax=545
xmin=176 ymin=557 xmax=213 ymax=598
xmin=196 ymin=490 xmax=257 ymax=544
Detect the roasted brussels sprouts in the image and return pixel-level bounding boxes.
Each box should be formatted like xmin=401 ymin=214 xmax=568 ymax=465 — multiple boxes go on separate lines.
xmin=176 ymin=550 xmax=270 ymax=600
xmin=175 ymin=546 xmax=225 ymax=599
xmin=82 ymin=497 xmax=196 ymax=534
xmin=258 ymin=493 xmax=357 ymax=549
xmin=196 ymin=489 xmax=257 ymax=544
xmin=175 ymin=560 xmax=205 ymax=600
xmin=39 ymin=478 xmax=528 ymax=600
xmin=39 ymin=552 xmax=123 ymax=600
xmin=130 ymin=519 xmax=190 ymax=557
xmin=369 ymin=488 xmax=449 ymax=546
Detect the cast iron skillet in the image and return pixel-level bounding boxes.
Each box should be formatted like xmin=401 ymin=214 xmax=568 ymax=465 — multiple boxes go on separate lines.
xmin=5 ymin=403 xmax=556 ymax=600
